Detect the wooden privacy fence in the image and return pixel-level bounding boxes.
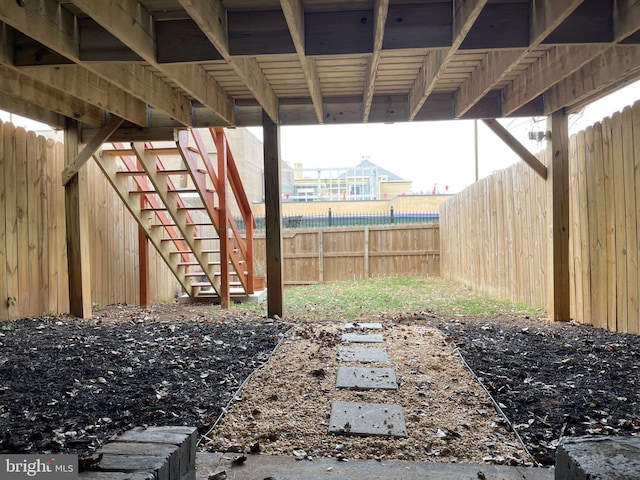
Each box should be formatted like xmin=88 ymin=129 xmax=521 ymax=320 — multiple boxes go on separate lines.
xmin=0 ymin=121 xmax=69 ymax=320
xmin=568 ymin=105 xmax=640 ymax=334
xmin=440 ymin=100 xmax=640 ymax=334
xmin=254 ymin=224 xmax=440 ymax=285
xmin=440 ymin=160 xmax=547 ymax=308
xmin=0 ymin=121 xmax=179 ymax=320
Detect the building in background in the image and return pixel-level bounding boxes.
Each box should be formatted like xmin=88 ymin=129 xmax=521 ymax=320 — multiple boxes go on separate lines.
xmin=286 ymin=157 xmax=412 ymax=202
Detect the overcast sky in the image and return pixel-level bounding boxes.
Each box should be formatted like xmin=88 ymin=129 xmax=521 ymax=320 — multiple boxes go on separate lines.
xmin=265 ymin=80 xmax=640 ymax=194
xmin=3 ymin=81 xmax=639 ymax=195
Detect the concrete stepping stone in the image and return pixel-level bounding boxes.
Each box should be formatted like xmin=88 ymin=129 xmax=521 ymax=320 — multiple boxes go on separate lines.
xmin=336 ymin=367 xmax=398 ymax=390
xmin=344 ymin=322 xmax=383 ymax=330
xmin=329 ymin=401 xmax=408 ymax=438
xmin=337 ymin=347 xmax=389 ymax=363
xmin=341 ymin=332 xmax=384 ymax=343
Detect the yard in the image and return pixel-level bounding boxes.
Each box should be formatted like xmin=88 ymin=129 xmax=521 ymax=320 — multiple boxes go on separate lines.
xmin=0 ymin=277 xmax=638 ymax=467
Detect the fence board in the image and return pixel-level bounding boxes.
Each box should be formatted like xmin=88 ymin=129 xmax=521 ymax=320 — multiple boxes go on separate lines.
xmin=0 ymin=125 xmax=8 ymax=319
xmin=602 ymin=117 xmax=617 ymax=331
xmin=27 ymin=129 xmax=40 ymax=315
xmin=54 ymin=142 xmax=69 ymax=314
xmin=4 ymin=124 xmax=18 ymax=320
xmin=16 ymin=128 xmax=30 ymax=315
xmin=629 ymin=106 xmax=640 ymax=334
xmin=569 ymin=134 xmax=582 ymax=322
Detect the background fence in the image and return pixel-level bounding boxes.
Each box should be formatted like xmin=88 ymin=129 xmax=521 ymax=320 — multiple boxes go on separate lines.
xmin=253 ymin=224 xmax=440 ymax=285
xmin=440 ymin=101 xmax=640 ymax=334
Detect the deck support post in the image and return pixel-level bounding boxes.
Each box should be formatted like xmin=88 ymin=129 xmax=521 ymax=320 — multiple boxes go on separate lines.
xmin=262 ymin=110 xmax=284 ymax=319
xmin=64 ymin=119 xmax=92 ymax=318
xmin=546 ymin=109 xmax=571 ymax=321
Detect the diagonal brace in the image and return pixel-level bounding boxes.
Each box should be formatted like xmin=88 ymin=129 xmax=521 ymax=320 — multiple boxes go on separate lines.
xmin=482 ymin=119 xmax=548 ymax=179
xmin=62 ymin=115 xmax=124 ymax=185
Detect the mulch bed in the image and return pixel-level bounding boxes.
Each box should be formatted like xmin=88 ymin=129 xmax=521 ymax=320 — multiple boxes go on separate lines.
xmin=408 ymin=312 xmax=640 ymax=465
xmin=0 ymin=306 xmax=289 ymax=456
xmin=0 ymin=304 xmax=639 ymax=467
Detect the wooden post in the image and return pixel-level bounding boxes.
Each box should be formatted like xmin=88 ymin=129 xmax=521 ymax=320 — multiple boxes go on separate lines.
xmin=263 ymin=110 xmax=284 ymax=318
xmin=546 ymin=109 xmax=571 ymax=321
xmin=64 ymin=119 xmax=92 ymax=318
xmin=218 ymin=130 xmax=230 ymax=308
xmin=138 ymin=226 xmax=150 ymax=307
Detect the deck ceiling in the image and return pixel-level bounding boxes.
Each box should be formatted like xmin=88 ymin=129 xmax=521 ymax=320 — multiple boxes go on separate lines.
xmin=1 ymin=0 xmax=640 ymax=138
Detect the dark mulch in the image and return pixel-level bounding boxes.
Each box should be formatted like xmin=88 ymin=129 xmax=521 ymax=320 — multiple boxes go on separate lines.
xmin=0 ymin=309 xmax=288 ymax=456
xmin=430 ymin=314 xmax=640 ymax=466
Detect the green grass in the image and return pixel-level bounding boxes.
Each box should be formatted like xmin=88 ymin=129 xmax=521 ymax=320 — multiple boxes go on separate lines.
xmin=235 ymin=277 xmax=544 ymax=321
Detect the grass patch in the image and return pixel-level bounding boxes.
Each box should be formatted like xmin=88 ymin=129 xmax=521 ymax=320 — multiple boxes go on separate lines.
xmin=236 ymin=277 xmax=544 ymax=321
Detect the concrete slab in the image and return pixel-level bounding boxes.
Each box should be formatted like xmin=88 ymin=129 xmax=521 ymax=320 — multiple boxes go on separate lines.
xmin=328 ymin=401 xmax=407 ymax=438
xmin=337 ymin=347 xmax=389 ymax=363
xmin=555 ymin=436 xmax=640 ymax=480
xmin=336 ymin=367 xmax=398 ymax=390
xmin=344 ymin=322 xmax=383 ymax=330
xmin=341 ymin=333 xmax=384 ymax=343
xmin=196 ymin=452 xmax=555 ymax=480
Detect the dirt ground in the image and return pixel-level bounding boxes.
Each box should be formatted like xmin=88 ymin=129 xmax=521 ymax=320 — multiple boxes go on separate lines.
xmin=0 ymin=303 xmax=638 ymax=467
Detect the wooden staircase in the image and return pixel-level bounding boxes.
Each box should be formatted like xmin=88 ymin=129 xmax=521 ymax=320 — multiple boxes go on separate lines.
xmin=92 ymin=128 xmax=257 ymax=306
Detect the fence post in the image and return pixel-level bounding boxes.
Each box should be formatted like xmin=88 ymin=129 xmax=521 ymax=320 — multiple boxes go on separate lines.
xmin=390 ymin=206 xmax=394 ymax=224
xmin=364 ymin=226 xmax=370 ymax=279
xmin=328 ymin=207 xmax=332 ymax=227
xmin=318 ymin=229 xmax=324 ymax=283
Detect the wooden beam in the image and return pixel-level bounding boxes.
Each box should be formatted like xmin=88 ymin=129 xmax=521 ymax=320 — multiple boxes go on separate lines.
xmin=482 ymin=119 xmax=548 ymax=179
xmin=87 ymin=63 xmax=192 ymax=127
xmin=0 ymin=0 xmax=79 ymax=60
xmin=62 ymin=116 xmax=124 ymax=185
xmin=408 ymin=49 xmax=449 ymax=120
xmin=456 ymin=0 xmax=584 ymax=117
xmin=64 ymin=119 xmax=92 ymax=319
xmin=179 ymin=0 xmax=279 ymax=122
xmin=502 ymin=45 xmax=606 ymax=116
xmin=80 ymin=127 xmax=178 ymax=143
xmin=363 ymin=0 xmax=390 ymax=122
xmin=280 ymin=0 xmax=323 ymax=123
xmin=263 ymin=110 xmax=284 ymax=319
xmin=546 ymin=110 xmax=571 ymax=321
xmin=0 ymin=93 xmax=65 ymax=128
xmin=20 ymin=65 xmax=149 ymax=126
xmin=455 ymin=50 xmax=523 ymax=118
xmin=544 ymin=45 xmax=640 ymax=114
xmin=409 ymin=0 xmax=487 ymax=119
xmin=71 ymin=0 xmax=234 ymax=125
xmin=0 ymin=66 xmax=104 ymax=127
xmin=0 ymin=1 xmax=159 ymax=126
